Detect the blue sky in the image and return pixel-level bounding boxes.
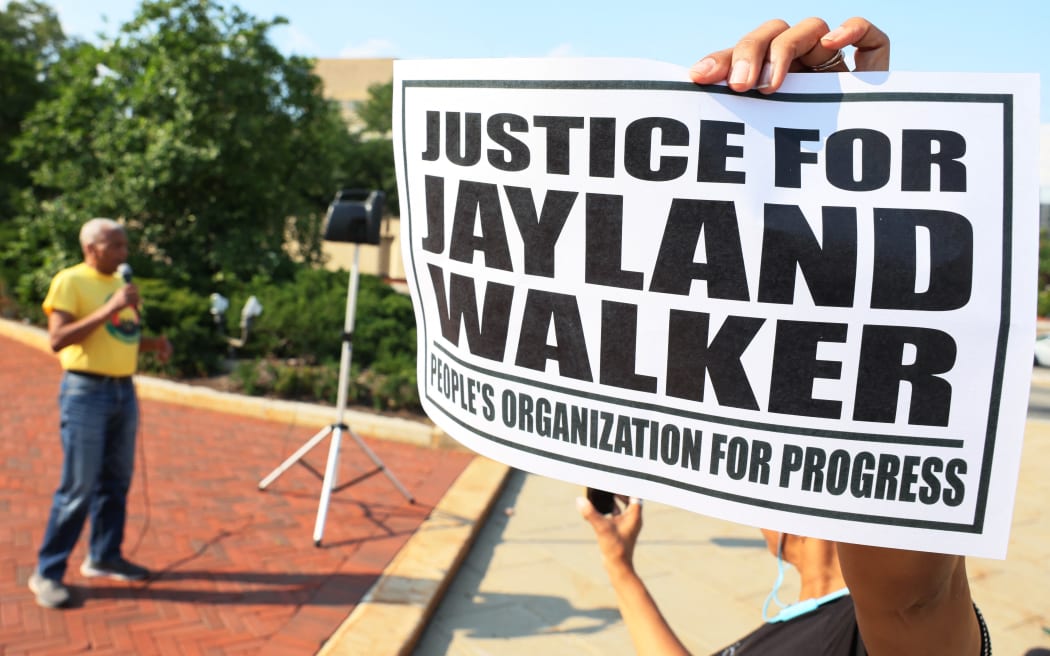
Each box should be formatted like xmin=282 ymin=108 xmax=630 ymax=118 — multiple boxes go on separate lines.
xmin=40 ymin=0 xmax=1048 ymax=121
xmin=10 ymin=0 xmax=1049 ymax=189
xmin=37 ymin=1 xmax=1045 ymax=88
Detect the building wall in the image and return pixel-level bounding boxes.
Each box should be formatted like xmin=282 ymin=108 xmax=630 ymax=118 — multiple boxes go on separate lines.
xmin=314 ymin=58 xmax=394 ymax=131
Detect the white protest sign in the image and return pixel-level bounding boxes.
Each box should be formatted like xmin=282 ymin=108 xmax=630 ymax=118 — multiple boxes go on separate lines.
xmin=393 ymin=58 xmax=1039 ymax=558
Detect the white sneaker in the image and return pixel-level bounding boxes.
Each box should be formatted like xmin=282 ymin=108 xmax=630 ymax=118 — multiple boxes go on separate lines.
xmin=29 ymin=572 xmax=70 ymax=608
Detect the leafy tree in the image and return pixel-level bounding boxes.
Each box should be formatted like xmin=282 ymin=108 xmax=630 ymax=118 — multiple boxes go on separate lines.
xmin=10 ymin=0 xmax=355 ymax=295
xmin=0 ymin=0 xmax=66 ymax=223
xmin=355 ymin=80 xmax=392 ymax=135
xmin=341 ymin=80 xmax=398 ymax=215
xmin=342 ymin=133 xmax=397 ymax=216
xmin=0 ymin=0 xmax=64 ymax=62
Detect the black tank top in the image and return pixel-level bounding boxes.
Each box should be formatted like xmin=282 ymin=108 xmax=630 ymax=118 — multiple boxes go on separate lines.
xmin=712 ymin=597 xmax=991 ymax=655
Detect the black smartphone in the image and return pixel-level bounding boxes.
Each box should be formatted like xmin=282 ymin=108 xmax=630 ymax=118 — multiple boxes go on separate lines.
xmin=586 ymin=487 xmax=617 ymax=515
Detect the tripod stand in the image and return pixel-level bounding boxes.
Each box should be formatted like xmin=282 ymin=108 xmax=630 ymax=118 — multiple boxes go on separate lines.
xmin=258 ymin=244 xmax=414 ymax=546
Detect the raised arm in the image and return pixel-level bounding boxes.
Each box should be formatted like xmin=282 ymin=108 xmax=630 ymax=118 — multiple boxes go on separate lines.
xmin=837 ymin=544 xmax=982 ymax=655
xmin=577 ymin=496 xmax=691 ymax=656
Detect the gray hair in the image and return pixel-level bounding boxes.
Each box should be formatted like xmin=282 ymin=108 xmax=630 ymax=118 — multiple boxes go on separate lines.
xmin=79 ymin=218 xmax=124 ymax=248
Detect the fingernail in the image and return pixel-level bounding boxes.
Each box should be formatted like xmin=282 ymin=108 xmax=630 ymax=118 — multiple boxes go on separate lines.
xmin=629 ymin=497 xmax=642 ymax=506
xmin=822 ymin=27 xmax=847 ymax=43
xmin=729 ymin=59 xmax=750 ymax=85
xmin=575 ymin=497 xmax=589 ymax=513
xmin=689 ymin=57 xmax=717 ymax=78
xmin=756 ymin=61 xmax=773 ymax=89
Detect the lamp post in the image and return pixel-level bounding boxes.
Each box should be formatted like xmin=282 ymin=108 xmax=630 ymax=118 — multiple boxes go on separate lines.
xmin=209 ymin=293 xmax=229 ymax=330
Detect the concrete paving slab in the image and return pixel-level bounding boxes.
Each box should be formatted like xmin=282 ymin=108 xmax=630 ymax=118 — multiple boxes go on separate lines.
xmin=416 ymin=412 xmax=1050 ymax=656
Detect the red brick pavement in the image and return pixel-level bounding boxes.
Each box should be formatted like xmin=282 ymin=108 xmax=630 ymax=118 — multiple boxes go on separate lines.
xmin=0 ymin=335 xmax=473 ymax=655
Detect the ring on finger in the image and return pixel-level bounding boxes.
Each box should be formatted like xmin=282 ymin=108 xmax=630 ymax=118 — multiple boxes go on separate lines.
xmin=809 ymin=50 xmax=845 ymax=72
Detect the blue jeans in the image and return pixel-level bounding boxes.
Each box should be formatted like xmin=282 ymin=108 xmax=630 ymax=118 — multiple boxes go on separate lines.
xmin=37 ymin=372 xmax=139 ymax=581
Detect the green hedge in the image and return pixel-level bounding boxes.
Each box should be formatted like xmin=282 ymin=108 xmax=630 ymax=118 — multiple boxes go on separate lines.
xmin=221 ymin=268 xmax=418 ymax=410
xmin=136 ymin=279 xmax=227 ymax=377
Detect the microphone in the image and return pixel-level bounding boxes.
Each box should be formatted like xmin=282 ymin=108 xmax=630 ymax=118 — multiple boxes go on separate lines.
xmin=117 ymin=263 xmax=133 ymax=284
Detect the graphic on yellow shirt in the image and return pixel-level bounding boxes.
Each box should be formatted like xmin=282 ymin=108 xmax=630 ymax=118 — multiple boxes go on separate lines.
xmin=107 ymin=301 xmax=141 ymax=344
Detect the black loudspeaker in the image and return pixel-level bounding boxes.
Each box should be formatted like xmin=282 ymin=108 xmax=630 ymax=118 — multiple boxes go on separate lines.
xmin=322 ymin=189 xmax=386 ymax=245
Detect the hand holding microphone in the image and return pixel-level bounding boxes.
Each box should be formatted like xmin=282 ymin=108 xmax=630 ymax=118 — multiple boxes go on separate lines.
xmin=113 ymin=262 xmax=140 ymax=309
xmin=116 ymin=263 xmax=173 ymax=361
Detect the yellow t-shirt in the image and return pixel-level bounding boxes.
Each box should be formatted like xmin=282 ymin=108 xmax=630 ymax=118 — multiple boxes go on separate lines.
xmin=42 ymin=262 xmax=141 ymax=376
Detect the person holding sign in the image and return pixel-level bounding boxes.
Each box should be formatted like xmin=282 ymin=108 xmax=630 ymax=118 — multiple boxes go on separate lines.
xmin=579 ymin=17 xmax=990 ymax=656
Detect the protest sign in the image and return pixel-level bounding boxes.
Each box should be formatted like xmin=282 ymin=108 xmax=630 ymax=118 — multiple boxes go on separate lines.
xmin=393 ymin=58 xmax=1039 ymax=558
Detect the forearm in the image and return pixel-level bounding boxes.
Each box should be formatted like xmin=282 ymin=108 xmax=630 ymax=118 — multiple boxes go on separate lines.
xmin=578 ymin=496 xmax=689 ymax=655
xmin=48 ymin=306 xmax=116 ymax=352
xmin=604 ymin=562 xmax=691 ymax=656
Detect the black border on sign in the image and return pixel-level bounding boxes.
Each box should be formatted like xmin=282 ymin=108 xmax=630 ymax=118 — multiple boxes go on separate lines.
xmin=398 ymin=79 xmax=1014 ymax=534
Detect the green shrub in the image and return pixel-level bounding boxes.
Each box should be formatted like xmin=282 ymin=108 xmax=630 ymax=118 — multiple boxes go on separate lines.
xmin=224 ymin=355 xmax=418 ymax=411
xmin=136 ymin=278 xmax=227 ymax=377
xmin=229 ymin=268 xmax=414 ymax=367
xmin=1 ymin=206 xmax=83 ymax=324
xmin=210 ymin=268 xmax=334 ymax=362
xmin=270 ymin=360 xmax=339 ymax=401
xmin=213 ymin=267 xmax=418 ymax=408
xmin=231 ymin=359 xmax=276 ymax=396
xmin=356 ymin=357 xmax=420 ymax=411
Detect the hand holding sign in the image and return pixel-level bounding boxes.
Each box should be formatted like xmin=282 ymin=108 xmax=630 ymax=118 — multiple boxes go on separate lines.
xmin=688 ymin=16 xmax=891 ymax=92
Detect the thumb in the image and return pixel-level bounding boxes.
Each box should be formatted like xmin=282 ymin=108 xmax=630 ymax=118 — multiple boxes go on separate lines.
xmin=621 ymin=497 xmax=643 ymax=527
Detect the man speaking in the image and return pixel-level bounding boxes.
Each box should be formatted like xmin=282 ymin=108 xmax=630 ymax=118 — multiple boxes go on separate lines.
xmin=29 ymin=217 xmax=172 ymax=609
